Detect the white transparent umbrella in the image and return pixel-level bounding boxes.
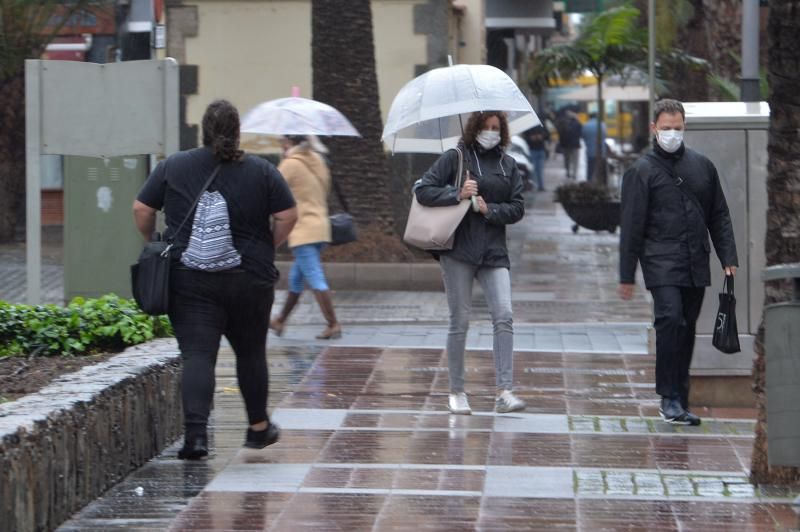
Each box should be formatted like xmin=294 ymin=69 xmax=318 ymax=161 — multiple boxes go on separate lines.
xmin=382 ymin=64 xmax=540 ymax=153
xmin=240 ymin=96 xmax=361 ymax=137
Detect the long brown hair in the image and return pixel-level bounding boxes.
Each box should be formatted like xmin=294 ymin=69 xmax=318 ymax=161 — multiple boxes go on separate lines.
xmin=202 ymin=99 xmax=243 ymax=161
xmin=461 ymin=111 xmax=510 ymax=148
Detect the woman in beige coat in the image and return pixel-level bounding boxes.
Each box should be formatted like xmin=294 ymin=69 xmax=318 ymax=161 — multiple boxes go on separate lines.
xmin=269 ymin=135 xmax=341 ymax=339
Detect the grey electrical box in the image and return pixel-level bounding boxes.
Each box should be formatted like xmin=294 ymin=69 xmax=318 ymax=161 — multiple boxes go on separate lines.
xmin=763 ymin=263 xmax=800 ymax=467
xmin=63 ymin=155 xmax=148 ymax=301
xmin=682 ymin=102 xmax=769 ymax=383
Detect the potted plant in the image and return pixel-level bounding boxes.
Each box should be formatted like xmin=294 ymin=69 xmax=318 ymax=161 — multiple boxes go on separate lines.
xmin=554 ymin=181 xmax=620 ymax=234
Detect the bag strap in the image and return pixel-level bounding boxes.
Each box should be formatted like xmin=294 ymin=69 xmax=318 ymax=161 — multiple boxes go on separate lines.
xmin=453 ymin=146 xmax=465 ymax=188
xmin=723 ymin=273 xmax=734 ymax=294
xmin=287 ymin=155 xmax=350 ymax=213
xmin=645 ymin=153 xmax=706 ymax=223
xmin=169 ymin=164 xmax=222 ymax=243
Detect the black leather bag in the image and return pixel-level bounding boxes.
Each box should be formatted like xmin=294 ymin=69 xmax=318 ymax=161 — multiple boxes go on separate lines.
xmin=330 ymin=212 xmax=357 ymax=246
xmin=130 ymin=237 xmax=172 ymax=316
xmin=712 ymin=274 xmax=741 ymax=354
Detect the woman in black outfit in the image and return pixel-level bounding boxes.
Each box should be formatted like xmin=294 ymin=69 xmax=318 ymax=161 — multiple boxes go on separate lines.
xmin=133 ymin=100 xmax=298 ymax=458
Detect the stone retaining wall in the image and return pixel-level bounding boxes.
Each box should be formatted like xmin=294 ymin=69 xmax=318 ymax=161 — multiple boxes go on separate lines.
xmin=0 ymin=339 xmax=182 ymax=532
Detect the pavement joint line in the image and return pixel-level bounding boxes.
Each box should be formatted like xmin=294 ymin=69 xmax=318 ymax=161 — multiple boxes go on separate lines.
xmin=268 ymin=408 xmax=755 ymax=437
xmin=202 ymin=463 xmax=796 ymax=504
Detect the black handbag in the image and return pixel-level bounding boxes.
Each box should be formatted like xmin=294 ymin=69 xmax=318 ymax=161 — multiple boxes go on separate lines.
xmin=130 ymin=236 xmax=172 ymax=315
xmin=330 ymin=212 xmax=357 ymax=246
xmin=712 ymin=274 xmax=741 ymax=354
xmin=130 ymin=165 xmax=221 ymax=315
xmin=288 ymin=155 xmax=358 ymax=246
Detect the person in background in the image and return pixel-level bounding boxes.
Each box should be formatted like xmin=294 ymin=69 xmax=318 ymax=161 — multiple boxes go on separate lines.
xmin=522 ymin=123 xmax=549 ymax=191
xmin=618 ymin=98 xmax=738 ymax=426
xmin=581 ymin=112 xmax=607 ymax=182
xmin=415 ymin=110 xmax=527 ymax=415
xmin=556 ymin=109 xmax=582 ymax=179
xmin=269 ymin=135 xmax=342 ymax=340
xmin=133 ymin=99 xmax=297 ymax=458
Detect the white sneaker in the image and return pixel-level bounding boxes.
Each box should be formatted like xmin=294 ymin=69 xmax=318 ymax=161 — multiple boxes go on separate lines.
xmin=495 ymin=390 xmax=526 ymax=413
xmin=448 ymin=392 xmax=472 ymax=415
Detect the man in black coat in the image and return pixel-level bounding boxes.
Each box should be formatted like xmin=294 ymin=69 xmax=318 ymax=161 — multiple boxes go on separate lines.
xmin=618 ymin=99 xmax=738 ymax=426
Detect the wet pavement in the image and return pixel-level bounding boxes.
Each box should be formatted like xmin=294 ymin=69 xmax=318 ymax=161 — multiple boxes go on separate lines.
xmin=9 ymin=158 xmax=799 ymax=530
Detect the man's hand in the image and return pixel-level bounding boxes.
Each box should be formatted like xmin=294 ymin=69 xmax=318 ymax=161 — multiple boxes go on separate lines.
xmin=724 ymin=266 xmax=737 ymax=276
xmin=618 ymin=283 xmax=635 ymax=300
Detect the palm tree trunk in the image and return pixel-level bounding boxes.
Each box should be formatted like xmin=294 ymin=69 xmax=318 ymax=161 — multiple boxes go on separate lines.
xmin=0 ymin=73 xmax=26 ymax=242
xmin=311 ymin=0 xmax=395 ymax=233
xmin=750 ymin=0 xmax=800 ymax=487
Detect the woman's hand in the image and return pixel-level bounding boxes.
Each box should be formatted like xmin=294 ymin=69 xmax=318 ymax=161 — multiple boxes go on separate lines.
xmin=724 ymin=266 xmax=737 ymax=276
xmin=474 ymin=195 xmax=489 ymax=215
xmin=460 ymin=177 xmax=478 ymax=200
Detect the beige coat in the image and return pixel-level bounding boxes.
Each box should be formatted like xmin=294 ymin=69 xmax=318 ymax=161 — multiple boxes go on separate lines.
xmin=278 ymin=146 xmax=331 ymax=248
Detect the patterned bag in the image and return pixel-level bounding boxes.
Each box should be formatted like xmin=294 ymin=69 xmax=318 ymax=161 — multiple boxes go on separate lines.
xmin=180 ymin=190 xmax=242 ymax=272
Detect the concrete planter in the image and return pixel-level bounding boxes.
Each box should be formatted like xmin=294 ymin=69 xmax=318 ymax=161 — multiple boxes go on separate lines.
xmin=0 ymin=339 xmax=182 ymax=532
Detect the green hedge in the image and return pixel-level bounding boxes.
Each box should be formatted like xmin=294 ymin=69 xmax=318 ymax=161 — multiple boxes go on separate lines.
xmin=0 ymin=295 xmax=172 ymax=358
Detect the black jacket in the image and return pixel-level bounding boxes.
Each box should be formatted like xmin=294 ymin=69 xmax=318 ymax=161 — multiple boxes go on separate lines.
xmin=619 ymin=143 xmax=738 ymax=288
xmin=415 ymin=143 xmax=524 ymax=268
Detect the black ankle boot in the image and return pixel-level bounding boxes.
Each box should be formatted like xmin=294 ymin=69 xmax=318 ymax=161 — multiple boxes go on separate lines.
xmin=244 ymin=423 xmax=280 ymax=449
xmin=178 ymin=433 xmax=208 ymax=460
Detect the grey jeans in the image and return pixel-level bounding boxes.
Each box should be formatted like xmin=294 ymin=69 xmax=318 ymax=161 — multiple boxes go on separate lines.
xmin=439 ymin=254 xmax=514 ymax=393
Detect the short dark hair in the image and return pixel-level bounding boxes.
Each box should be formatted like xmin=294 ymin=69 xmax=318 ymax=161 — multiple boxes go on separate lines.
xmin=202 ymin=99 xmax=243 ymax=161
xmin=653 ymin=98 xmax=685 ymax=122
xmin=461 ymin=111 xmax=510 ymax=148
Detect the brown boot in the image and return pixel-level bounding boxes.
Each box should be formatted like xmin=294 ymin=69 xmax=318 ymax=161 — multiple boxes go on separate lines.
xmin=269 ymin=291 xmax=301 ymax=336
xmin=313 ymin=290 xmax=342 ymax=339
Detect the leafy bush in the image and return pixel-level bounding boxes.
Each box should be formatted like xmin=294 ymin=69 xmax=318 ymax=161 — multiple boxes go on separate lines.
xmin=0 ymin=295 xmax=172 ymax=358
xmin=554 ymin=181 xmax=615 ymax=204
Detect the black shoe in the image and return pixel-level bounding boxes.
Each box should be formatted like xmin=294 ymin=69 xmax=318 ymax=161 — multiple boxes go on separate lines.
xmin=677 ymin=410 xmax=702 ymax=426
xmin=659 ymin=397 xmax=701 ymax=426
xmin=244 ymin=423 xmax=280 ymax=449
xmin=177 ymin=434 xmax=208 ymax=460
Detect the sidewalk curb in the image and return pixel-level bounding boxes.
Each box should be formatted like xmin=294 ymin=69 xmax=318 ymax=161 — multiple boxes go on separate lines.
xmin=274 ymin=261 xmax=443 ymax=291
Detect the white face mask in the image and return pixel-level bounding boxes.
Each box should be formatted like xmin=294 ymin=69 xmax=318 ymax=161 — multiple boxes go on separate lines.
xmin=656 ymin=129 xmax=684 ymax=153
xmin=476 ymin=130 xmax=501 ymax=150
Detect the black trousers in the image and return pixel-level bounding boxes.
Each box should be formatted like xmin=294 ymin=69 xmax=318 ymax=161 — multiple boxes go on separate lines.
xmin=168 ymin=267 xmax=275 ymax=435
xmin=650 ymin=285 xmax=706 ymax=403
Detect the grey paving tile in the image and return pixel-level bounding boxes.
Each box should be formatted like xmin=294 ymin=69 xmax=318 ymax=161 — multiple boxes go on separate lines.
xmin=484 ymin=466 xmax=574 ymax=498
xmin=205 ymin=464 xmax=311 ymax=492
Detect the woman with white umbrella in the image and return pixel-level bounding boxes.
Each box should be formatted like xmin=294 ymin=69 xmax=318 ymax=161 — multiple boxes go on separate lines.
xmin=414 ymin=111 xmax=526 ymax=415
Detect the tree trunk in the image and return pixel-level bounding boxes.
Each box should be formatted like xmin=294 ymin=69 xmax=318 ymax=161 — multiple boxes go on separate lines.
xmin=702 ymin=0 xmax=742 ymax=87
xmin=594 ymin=73 xmax=607 ymax=187
xmin=311 ymin=0 xmax=395 ymax=234
xmin=672 ymin=0 xmax=710 ymax=101
xmin=750 ymin=0 xmax=800 ymax=487
xmin=0 ymin=73 xmax=26 ymax=242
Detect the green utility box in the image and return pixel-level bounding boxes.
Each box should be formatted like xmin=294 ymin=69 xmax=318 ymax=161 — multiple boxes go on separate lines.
xmin=63 ymin=155 xmax=148 ymax=301
xmin=763 ymin=263 xmax=800 ymax=467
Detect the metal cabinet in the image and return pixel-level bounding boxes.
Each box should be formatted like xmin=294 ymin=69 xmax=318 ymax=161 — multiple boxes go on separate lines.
xmin=763 ymin=264 xmax=800 ymax=466
xmin=63 ymin=155 xmax=148 ymax=301
xmin=682 ymin=102 xmax=769 ymax=381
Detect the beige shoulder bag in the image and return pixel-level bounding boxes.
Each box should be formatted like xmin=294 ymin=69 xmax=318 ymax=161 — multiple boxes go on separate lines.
xmin=403 ymin=147 xmax=471 ymax=250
